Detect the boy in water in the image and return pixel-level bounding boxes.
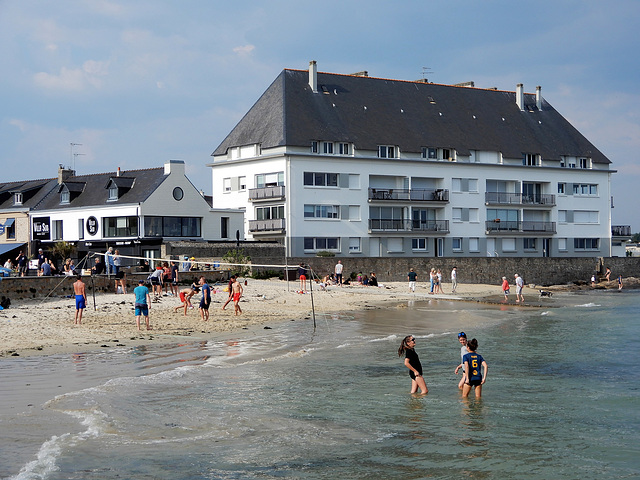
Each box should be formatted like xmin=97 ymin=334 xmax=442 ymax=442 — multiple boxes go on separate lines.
xmin=462 ymin=338 xmax=488 ymax=398
xmin=73 ymin=274 xmax=86 ymax=325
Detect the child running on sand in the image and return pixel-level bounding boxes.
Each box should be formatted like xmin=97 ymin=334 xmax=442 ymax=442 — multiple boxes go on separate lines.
xmin=462 ymin=338 xmax=488 ymax=398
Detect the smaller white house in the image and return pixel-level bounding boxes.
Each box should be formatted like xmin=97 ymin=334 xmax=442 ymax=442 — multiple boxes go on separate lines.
xmin=30 ymin=161 xmax=244 ymax=266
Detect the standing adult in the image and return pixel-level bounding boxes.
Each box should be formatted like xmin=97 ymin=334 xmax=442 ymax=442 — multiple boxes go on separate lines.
xmin=105 ymin=247 xmax=115 ymax=275
xmin=436 ymin=269 xmax=444 ymax=294
xmin=298 ymin=263 xmax=307 ymax=292
xmin=514 ymin=273 xmax=525 ymax=303
xmin=37 ymin=248 xmax=46 ymax=276
xmin=134 ymin=280 xmax=151 ymax=331
xmin=162 ymin=262 xmax=173 ymax=296
xmin=113 ymin=249 xmax=121 ymax=276
xmin=73 ymin=274 xmax=86 ymax=325
xmin=115 ymin=269 xmax=127 ymax=294
xmin=198 ymin=276 xmax=211 ymax=321
xmin=16 ymin=251 xmax=27 ymax=277
xmin=221 ymin=275 xmax=236 ymax=310
xmin=148 ymin=266 xmax=164 ymax=298
xmin=407 ymin=268 xmax=418 ymax=292
xmin=231 ymin=276 xmax=243 ymax=315
xmin=451 ymin=266 xmax=458 ymax=294
xmin=397 ymin=335 xmax=428 ymax=395
xmin=429 ymin=268 xmax=436 ymax=294
xmin=454 ymin=332 xmax=468 ymax=389
xmin=170 ymin=261 xmax=179 ymax=296
xmin=501 ymin=276 xmax=510 ymax=301
xmin=462 ymin=338 xmax=488 ymax=398
xmin=334 ymin=260 xmax=344 ymax=286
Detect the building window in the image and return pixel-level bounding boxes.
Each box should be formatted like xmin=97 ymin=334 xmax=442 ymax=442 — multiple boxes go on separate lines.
xmin=348 ymin=205 xmax=361 ymax=221
xmin=349 ymin=237 xmax=361 ymax=252
xmin=221 ymin=217 xmax=229 ymax=238
xmin=558 ymin=183 xmax=565 ymax=194
xmin=239 ymin=177 xmax=247 ymax=191
xmin=524 ymin=238 xmax=536 ymax=250
xmin=387 ymin=237 xmax=403 ymax=252
xmin=573 ymin=184 xmax=598 ymax=196
xmin=52 ymin=220 xmax=63 ymax=241
xmin=104 ymin=216 xmax=139 ymax=237
xmin=574 ymin=238 xmax=599 ymax=250
xmin=60 ymin=190 xmax=70 ymax=204
xmin=5 ymin=218 xmax=16 ymax=239
xmin=452 ymin=238 xmax=462 ymax=251
xmin=378 ymin=145 xmax=397 ymax=158
xmin=487 ymin=209 xmax=519 ymax=223
xmin=452 ymin=178 xmax=478 ymax=192
xmin=412 ymin=238 xmax=428 ymax=251
xmin=523 ymin=154 xmax=540 ymax=166
xmin=339 ymin=143 xmax=350 ymax=155
xmin=78 ymin=219 xmax=84 ymax=240
xmin=502 ymin=238 xmax=516 ymax=252
xmin=323 ymin=142 xmax=334 ymax=154
xmin=348 ymin=174 xmax=360 ymax=189
xmin=256 ymin=205 xmax=284 ymax=220
xmin=223 ymin=178 xmax=231 ymax=192
xmin=579 ymin=158 xmax=590 ymax=169
xmin=13 ymin=193 xmax=23 ymax=205
xmin=304 ymin=205 xmax=340 ymax=219
xmin=574 ymin=211 xmax=599 ymax=224
xmin=256 ymin=172 xmax=284 ymax=188
xmin=303 ymin=237 xmax=339 ymax=251
xmin=469 ymin=237 xmax=479 ymax=252
xmin=108 ymin=185 xmax=118 ymax=200
xmin=172 ymin=187 xmax=184 ymax=201
xmin=311 ymin=141 xmax=319 ymax=153
xmin=558 ymin=238 xmax=568 ymax=251
xmin=303 ymin=172 xmax=338 ymax=187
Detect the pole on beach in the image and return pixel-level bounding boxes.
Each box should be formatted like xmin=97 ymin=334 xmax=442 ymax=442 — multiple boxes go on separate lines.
xmin=91 ymin=272 xmax=96 ymax=311
xmin=309 ymin=265 xmax=316 ymax=331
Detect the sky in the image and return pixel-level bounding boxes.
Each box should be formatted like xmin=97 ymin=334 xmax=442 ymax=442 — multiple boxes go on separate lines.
xmin=1 ymin=0 xmax=639 ymax=231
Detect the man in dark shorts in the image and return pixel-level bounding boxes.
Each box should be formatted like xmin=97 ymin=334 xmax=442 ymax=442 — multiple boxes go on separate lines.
xmin=198 ymin=276 xmax=211 ymax=321
xmin=73 ymin=274 xmax=86 ymax=325
xmin=16 ymin=251 xmax=27 ymax=277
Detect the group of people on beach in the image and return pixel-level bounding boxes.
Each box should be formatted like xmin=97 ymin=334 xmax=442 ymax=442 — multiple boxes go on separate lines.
xmin=398 ymin=331 xmax=488 ymax=398
xmin=501 ymin=273 xmax=525 ymax=302
xmin=406 ymin=266 xmax=458 ymax=294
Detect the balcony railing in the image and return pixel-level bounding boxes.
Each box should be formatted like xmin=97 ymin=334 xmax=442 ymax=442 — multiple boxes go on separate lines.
xmin=612 ymin=225 xmax=632 ymax=236
xmin=485 ymin=220 xmax=556 ymax=233
xmin=368 ymin=219 xmax=449 ymax=232
xmin=248 ymin=185 xmax=285 ymax=201
xmin=485 ymin=192 xmax=555 ymax=206
xmin=369 ymin=188 xmax=449 ymax=202
xmin=248 ymin=218 xmax=286 ymax=233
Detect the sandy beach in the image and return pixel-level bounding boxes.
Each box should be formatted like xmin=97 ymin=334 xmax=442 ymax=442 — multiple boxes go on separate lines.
xmin=1 ymin=276 xmax=634 ymax=358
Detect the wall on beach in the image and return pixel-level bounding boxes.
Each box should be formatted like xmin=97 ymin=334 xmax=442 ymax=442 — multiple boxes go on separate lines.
xmin=284 ymin=256 xmax=640 ymax=286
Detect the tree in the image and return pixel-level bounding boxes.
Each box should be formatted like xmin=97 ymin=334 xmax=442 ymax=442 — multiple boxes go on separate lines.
xmin=51 ymin=241 xmax=74 ymax=262
xmin=222 ymin=248 xmax=251 ymax=277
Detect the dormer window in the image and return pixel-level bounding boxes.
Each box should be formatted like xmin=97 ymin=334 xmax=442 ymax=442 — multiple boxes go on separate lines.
xmin=378 ymin=145 xmax=397 ymax=158
xmin=105 ymin=177 xmax=134 ymax=201
xmin=13 ymin=193 xmax=23 ymax=205
xmin=60 ymin=190 xmax=70 ymax=204
xmin=523 ymin=153 xmax=540 ymax=166
xmin=108 ymin=185 xmax=119 ymax=200
xmin=579 ymin=157 xmax=591 ymax=169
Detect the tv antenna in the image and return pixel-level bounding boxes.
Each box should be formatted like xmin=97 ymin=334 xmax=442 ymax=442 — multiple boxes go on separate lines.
xmin=421 ymin=67 xmax=433 ymax=82
xmin=70 ymin=143 xmax=82 ymax=170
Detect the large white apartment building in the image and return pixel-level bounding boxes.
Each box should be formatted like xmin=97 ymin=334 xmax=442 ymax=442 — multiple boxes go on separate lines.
xmin=209 ymin=62 xmax=613 ymax=258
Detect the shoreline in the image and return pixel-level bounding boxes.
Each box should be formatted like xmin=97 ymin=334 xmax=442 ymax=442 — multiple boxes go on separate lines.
xmin=1 ymin=278 xmax=635 ymax=359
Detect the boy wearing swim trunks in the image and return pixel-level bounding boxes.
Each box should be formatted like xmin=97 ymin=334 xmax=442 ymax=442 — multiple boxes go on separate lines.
xmin=231 ymin=277 xmax=243 ymax=315
xmin=134 ymin=279 xmax=151 ymax=330
xmin=73 ymin=274 xmax=86 ymax=325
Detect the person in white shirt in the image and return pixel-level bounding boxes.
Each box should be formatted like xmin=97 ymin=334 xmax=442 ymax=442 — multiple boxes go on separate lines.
xmin=451 ymin=266 xmax=458 ymax=293
xmin=514 ymin=273 xmax=525 ymax=303
xmin=334 ymin=260 xmax=344 ymax=286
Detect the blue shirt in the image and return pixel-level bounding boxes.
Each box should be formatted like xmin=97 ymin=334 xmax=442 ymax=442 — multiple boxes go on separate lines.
xmin=134 ymin=285 xmax=149 ymax=305
xmin=463 ymin=352 xmax=485 ymax=383
xmin=201 ymin=283 xmax=211 ymax=303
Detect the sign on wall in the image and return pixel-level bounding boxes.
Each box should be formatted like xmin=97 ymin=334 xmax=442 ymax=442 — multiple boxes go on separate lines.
xmin=86 ymin=216 xmax=99 ymax=236
xmin=32 ymin=217 xmax=51 ymax=240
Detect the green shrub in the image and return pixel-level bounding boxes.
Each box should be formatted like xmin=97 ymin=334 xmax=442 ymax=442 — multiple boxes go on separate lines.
xmin=316 ymin=250 xmax=335 ymax=257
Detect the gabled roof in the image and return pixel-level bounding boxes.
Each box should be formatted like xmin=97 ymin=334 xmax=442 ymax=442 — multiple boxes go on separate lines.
xmin=0 ymin=178 xmax=58 ymax=210
xmin=33 ymin=167 xmax=167 ymax=211
xmin=213 ymin=68 xmax=610 ymax=164
xmin=58 ymin=181 xmax=86 ymax=193
xmin=106 ymin=176 xmax=136 ymax=189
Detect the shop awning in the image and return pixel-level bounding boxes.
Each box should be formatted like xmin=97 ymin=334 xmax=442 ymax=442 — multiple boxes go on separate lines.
xmin=0 ymin=243 xmax=25 ymax=256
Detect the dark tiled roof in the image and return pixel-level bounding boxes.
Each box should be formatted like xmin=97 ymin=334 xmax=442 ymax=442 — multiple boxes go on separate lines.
xmin=0 ymin=178 xmax=58 ymax=210
xmin=33 ymin=167 xmax=167 ymax=211
xmin=213 ymin=69 xmax=610 ymax=164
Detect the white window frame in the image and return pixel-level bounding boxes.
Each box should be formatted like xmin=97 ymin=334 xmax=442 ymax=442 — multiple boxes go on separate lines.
xmin=452 ymin=237 xmax=463 ymax=252
xmin=223 ymin=178 xmax=231 ymax=192
xmin=412 ymin=238 xmax=428 ymax=251
xmin=378 ymin=145 xmax=397 ymax=159
xmin=348 ymin=237 xmax=361 ymax=253
xmin=469 ymin=237 xmax=479 ymax=252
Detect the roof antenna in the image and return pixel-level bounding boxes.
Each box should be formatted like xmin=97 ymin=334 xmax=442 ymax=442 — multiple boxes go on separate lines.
xmin=421 ymin=67 xmax=433 ymax=82
xmin=70 ymin=143 xmax=82 ymax=171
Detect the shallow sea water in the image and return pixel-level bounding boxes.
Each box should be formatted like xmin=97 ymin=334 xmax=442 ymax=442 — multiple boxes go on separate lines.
xmin=1 ymin=290 xmax=639 ymax=479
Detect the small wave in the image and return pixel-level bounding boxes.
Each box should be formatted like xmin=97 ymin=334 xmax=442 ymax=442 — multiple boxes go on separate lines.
xmin=575 ymin=303 xmax=601 ymax=308
xmin=541 ymin=311 xmax=551 ymax=316
xmin=9 ymin=434 xmax=68 ymax=480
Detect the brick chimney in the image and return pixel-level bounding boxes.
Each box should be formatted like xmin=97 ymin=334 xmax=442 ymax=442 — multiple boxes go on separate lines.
xmin=58 ymin=164 xmax=75 ymax=184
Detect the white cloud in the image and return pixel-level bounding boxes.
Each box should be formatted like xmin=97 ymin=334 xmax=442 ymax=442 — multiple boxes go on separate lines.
xmin=32 ymin=59 xmax=110 ymax=91
xmin=233 ymin=44 xmax=255 ymax=56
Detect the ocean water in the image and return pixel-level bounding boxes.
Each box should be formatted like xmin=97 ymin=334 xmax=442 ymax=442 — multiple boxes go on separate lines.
xmin=1 ymin=290 xmax=639 ymax=479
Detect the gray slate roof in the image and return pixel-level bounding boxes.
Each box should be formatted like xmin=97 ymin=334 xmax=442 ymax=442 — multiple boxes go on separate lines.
xmin=0 ymin=178 xmax=58 ymax=210
xmin=33 ymin=167 xmax=167 ymax=211
xmin=213 ymin=69 xmax=610 ymax=164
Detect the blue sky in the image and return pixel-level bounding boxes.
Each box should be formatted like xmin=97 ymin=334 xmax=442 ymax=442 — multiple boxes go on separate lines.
xmin=1 ymin=0 xmax=639 ymax=230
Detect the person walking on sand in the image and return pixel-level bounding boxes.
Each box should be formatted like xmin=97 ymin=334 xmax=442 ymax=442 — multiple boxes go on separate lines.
xmin=501 ymin=276 xmax=510 ymax=302
xmin=436 ymin=269 xmax=444 ymax=294
xmin=198 ymin=276 xmax=211 ymax=321
xmin=407 ymin=268 xmax=418 ymax=292
xmin=462 ymin=338 xmax=488 ymax=398
xmin=454 ymin=332 xmax=468 ymax=389
xmin=231 ymin=276 xmax=243 ymax=315
xmin=429 ymin=268 xmax=436 ymax=294
xmin=451 ymin=266 xmax=458 ymax=294
xmin=398 ymin=335 xmax=428 ymax=394
xmin=175 ymin=285 xmax=198 ymax=315
xmin=73 ymin=274 xmax=86 ymax=325
xmin=134 ymin=279 xmax=151 ymax=331
xmin=514 ymin=273 xmax=525 ymax=303
xmin=221 ymin=275 xmax=236 ymax=310
xmin=335 ymin=260 xmax=344 ymax=286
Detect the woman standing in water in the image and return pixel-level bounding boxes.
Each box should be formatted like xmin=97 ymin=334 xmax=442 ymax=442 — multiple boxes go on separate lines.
xmin=462 ymin=338 xmax=488 ymax=398
xmin=398 ymin=335 xmax=428 ymax=394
